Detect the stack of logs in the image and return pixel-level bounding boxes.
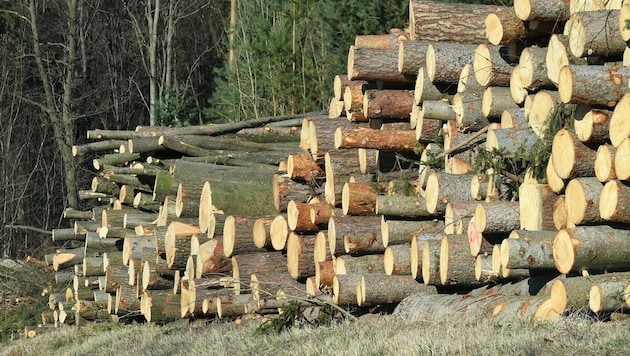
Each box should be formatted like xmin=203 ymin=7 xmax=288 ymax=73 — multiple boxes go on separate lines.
xmin=32 ymin=0 xmax=630 ymax=333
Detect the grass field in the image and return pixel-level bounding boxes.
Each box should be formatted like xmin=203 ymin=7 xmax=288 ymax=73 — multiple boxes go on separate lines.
xmin=3 ymin=311 xmax=630 ymax=355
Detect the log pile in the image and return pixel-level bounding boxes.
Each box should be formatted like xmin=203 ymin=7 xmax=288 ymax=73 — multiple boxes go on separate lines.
xmin=29 ymin=0 xmax=630 ymax=334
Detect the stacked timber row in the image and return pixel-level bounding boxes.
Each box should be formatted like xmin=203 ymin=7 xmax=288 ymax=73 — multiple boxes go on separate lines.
xmin=30 ymin=0 xmax=630 ymax=333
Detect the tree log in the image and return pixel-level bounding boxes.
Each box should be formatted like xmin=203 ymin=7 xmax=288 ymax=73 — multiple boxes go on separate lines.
xmin=375 ymin=195 xmax=437 ymax=218
xmin=613 ymin=137 xmax=630 ymax=180
xmin=335 ymin=127 xmax=420 ymax=152
xmin=384 ymin=243 xmax=412 ymax=275
xmin=574 ymin=109 xmax=612 ymax=144
xmin=440 ymin=234 xmax=487 ymax=287
xmin=553 ymin=225 xmax=630 ymax=274
xmin=519 ymin=183 xmax=557 ymax=231
xmin=485 ymin=126 xmax=539 ymax=154
xmin=500 ymin=230 xmax=556 ymax=270
xmin=595 ymin=144 xmax=616 ymax=183
xmin=589 ymin=279 xmax=629 ymax=313
xmin=330 ymin=215 xmax=384 ymax=255
xmin=566 ymin=9 xmax=625 ymax=59
xmin=382 ymin=218 xmax=445 ymax=247
xmin=473 ymin=44 xmax=516 ymax=87
xmin=409 ymin=0 xmax=509 ymax=44
xmin=397 ymin=40 xmax=430 ymax=75
xmin=422 ymin=238 xmax=443 ymax=285
xmin=286 ymin=233 xmax=316 ymax=281
xmin=341 ymin=182 xmax=387 ymax=216
xmin=332 ymin=274 xmax=362 ymax=305
xmin=414 ymin=67 xmax=444 ymax=105
xmin=482 ymin=87 xmax=520 ymax=119
xmin=485 ymin=7 xmax=553 ymax=45
xmin=425 ymin=172 xmax=475 ymax=214
xmin=473 ymin=201 xmax=520 ymax=235
xmin=514 ymin=0 xmax=570 ymax=21
xmin=551 ymin=128 xmax=597 ymax=179
xmin=347 ymin=46 xmax=415 ymax=83
xmin=452 ymin=91 xmax=489 ymax=133
xmin=232 ymin=252 xmax=287 ymax=294
xmin=600 ymin=179 xmax=630 ymax=223
xmin=559 ymin=65 xmax=630 ymax=107
xmin=273 ymin=172 xmax=322 ymax=213
xmin=545 ymin=34 xmax=588 ymax=85
xmin=528 ymin=90 xmax=561 ymax=138
xmin=510 ymin=64 xmax=528 ymax=105
xmin=458 ymin=63 xmax=485 ymax=93
xmin=335 ymin=254 xmax=385 ymax=275
xmin=425 ymin=42 xmax=477 ymax=84
xmin=564 ymin=177 xmax=604 ymax=225
xmin=359 ymin=274 xmax=434 ymax=307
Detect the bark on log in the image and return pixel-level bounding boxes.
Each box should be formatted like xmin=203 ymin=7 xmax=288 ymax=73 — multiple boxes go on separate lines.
xmin=397 ymin=40 xmax=430 ymax=75
xmin=273 ymin=172 xmax=322 ymax=213
xmin=92 ymin=152 xmax=141 ymax=171
xmin=500 ymin=230 xmax=556 ymax=270
xmin=332 ymin=215 xmax=384 ymax=255
xmin=231 ymin=252 xmax=287 ymax=294
xmin=286 ymin=233 xmax=316 ymax=281
xmin=514 ymin=0 xmax=570 ymax=21
xmin=559 ymin=65 xmax=630 ymax=107
xmin=335 ymin=127 xmax=420 ymax=152
xmin=382 ymin=218 xmax=445 ymax=247
xmin=482 ymin=87 xmax=520 ymax=119
xmin=347 ymin=46 xmax=416 ymax=83
xmin=485 ymin=7 xmax=554 ymax=45
xmin=519 ymin=183 xmax=558 ymax=231
xmin=458 ymin=63 xmax=485 ymax=93
xmin=316 ymin=259 xmax=335 ymax=290
xmin=452 ymin=91 xmax=489 ymax=133
xmin=343 ymin=81 xmax=369 ymax=121
xmin=473 ymin=201 xmax=520 ymax=234
xmin=425 ymin=172 xmax=475 ymax=214
xmin=485 ymin=126 xmax=539 ymax=154
xmin=574 ymin=109 xmax=612 ymax=144
xmin=445 ymin=201 xmax=477 ymax=235
xmin=440 ymin=234 xmax=488 ymax=286
xmin=422 ymin=238 xmax=443 ymax=285
xmin=375 ymin=195 xmax=438 ymax=218
xmin=409 ymin=0 xmax=509 ymax=44
xmin=332 ymin=274 xmax=362 ymax=305
xmin=425 ymin=42 xmax=477 ymax=84
xmin=324 ymin=150 xmax=363 ymax=206
xmin=414 ymin=68 xmax=445 ymax=106
xmin=362 ymin=89 xmax=415 ymax=120
xmin=286 ymin=153 xmax=324 ymax=182
xmin=341 ymin=182 xmax=387 ymax=216
xmin=564 ymin=177 xmax=604 ymax=225
xmin=473 ymin=44 xmax=516 ymax=87
xmin=359 ymin=274 xmax=434 ymax=307
xmin=553 ymin=225 xmax=630 ymax=274
xmin=384 ymin=243 xmax=412 ymax=275
xmin=194 ymin=239 xmax=231 ymax=278
xmin=566 ymin=9 xmax=625 ymax=59
xmin=595 ymin=144 xmax=616 ymax=183
xmin=335 ymin=254 xmax=385 ymax=275
xmin=355 ymin=31 xmax=408 ymax=50
xmin=589 ymin=280 xmax=629 ymax=313
xmin=519 ymin=46 xmax=554 ymax=90
xmin=551 ymin=128 xmax=597 ymax=179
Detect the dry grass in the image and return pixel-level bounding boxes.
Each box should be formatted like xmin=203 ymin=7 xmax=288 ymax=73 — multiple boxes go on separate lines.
xmin=3 ymin=312 xmax=630 ymax=355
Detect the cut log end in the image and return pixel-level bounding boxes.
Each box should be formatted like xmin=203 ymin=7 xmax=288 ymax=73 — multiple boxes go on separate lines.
xmin=599 ymin=180 xmax=620 ymax=221
xmin=485 ymin=13 xmax=503 ymax=46
xmin=552 ymin=229 xmax=575 ymax=274
xmin=558 ymin=65 xmax=573 ymax=104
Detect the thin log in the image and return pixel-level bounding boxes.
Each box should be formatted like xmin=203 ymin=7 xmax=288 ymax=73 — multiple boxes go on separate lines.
xmin=359 ymin=274 xmax=434 ymax=307
xmin=485 ymin=7 xmax=553 ymax=45
xmin=514 ymin=0 xmax=570 ymax=21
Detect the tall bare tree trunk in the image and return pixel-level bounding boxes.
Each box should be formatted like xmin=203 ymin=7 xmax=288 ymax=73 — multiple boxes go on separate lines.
xmin=147 ymin=0 xmax=160 ymax=126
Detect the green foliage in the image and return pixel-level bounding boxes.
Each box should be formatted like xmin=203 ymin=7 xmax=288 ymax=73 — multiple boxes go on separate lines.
xmin=156 ymin=86 xmax=197 ymax=127
xmin=207 ymin=0 xmax=408 ymax=122
xmin=255 ymin=300 xmax=343 ymax=335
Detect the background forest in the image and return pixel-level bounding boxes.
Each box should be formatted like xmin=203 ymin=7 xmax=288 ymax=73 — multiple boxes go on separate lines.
xmin=0 ymin=0 xmax=510 ymax=259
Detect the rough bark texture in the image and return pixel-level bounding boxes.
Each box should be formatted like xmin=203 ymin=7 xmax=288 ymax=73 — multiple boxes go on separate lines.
xmin=559 ymin=65 xmax=630 ymax=107
xmin=566 ymin=9 xmax=625 ymax=59
xmin=348 ymin=46 xmax=416 ymax=83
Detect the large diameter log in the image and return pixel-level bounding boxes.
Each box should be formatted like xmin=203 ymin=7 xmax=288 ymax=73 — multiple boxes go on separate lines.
xmin=375 ymin=195 xmax=438 ymax=219
xmin=551 ymin=128 xmax=597 ymax=179
xmin=566 ymin=10 xmax=625 ymax=59
xmin=559 ymin=65 xmax=630 ymax=107
xmin=519 ymin=183 xmax=557 ymax=231
xmin=553 ymin=225 xmax=630 ymax=274
xmin=440 ymin=234 xmax=486 ymax=287
xmin=333 ymin=215 xmax=384 ymax=255
xmin=564 ymin=177 xmax=603 ymax=225
xmin=500 ymin=230 xmax=556 ymax=270
xmin=334 ymin=127 xmax=420 ymax=152
xmin=397 ymin=40 xmax=430 ymax=75
xmin=341 ymin=182 xmax=383 ymax=216
xmin=409 ymin=0 xmax=510 ymax=44
xmin=425 ymin=42 xmax=476 ymax=84
xmin=599 ymin=179 xmax=630 ymax=223
xmin=545 ymin=34 xmax=588 ymax=85
xmin=473 ymin=201 xmax=520 ymax=235
xmin=514 ymin=0 xmax=570 ymax=21
xmin=425 ymin=172 xmax=474 ymax=214
xmin=332 ymin=274 xmax=362 ymax=305
xmin=528 ymin=90 xmax=561 ymax=138
xmin=485 ymin=7 xmax=553 ymax=45
xmin=335 ymin=254 xmax=384 ymax=275
xmin=362 ymin=89 xmax=414 ymax=120
xmin=482 ymin=87 xmax=520 ymax=119
xmin=347 ymin=46 xmax=415 ymax=83
xmin=359 ymin=274 xmax=434 ymax=307
xmin=609 ymin=92 xmax=630 ymax=148
xmin=473 ymin=44 xmax=516 ymax=87
xmin=382 ymin=218 xmax=445 ymax=247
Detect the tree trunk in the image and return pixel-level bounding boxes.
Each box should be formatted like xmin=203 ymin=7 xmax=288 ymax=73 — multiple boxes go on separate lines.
xmin=529 ymin=90 xmax=561 ymax=138
xmin=341 ymin=182 xmax=387 ymax=216
xmin=425 ymin=42 xmax=476 ymax=84
xmin=500 ymin=230 xmax=556 ymax=270
xmin=222 ymin=215 xmax=265 ymax=257
xmin=409 ymin=0 xmax=510 ymax=44
xmin=609 ymin=92 xmax=630 ymax=148
xmin=422 ymin=238 xmax=442 ymax=285
xmin=335 ymin=254 xmax=385 ymax=275
xmin=286 ymin=233 xmax=316 ymax=280
xmin=359 ymin=274 xmax=434 ymax=307
xmin=413 ymin=68 xmax=444 ymax=105
xmin=513 ymin=0 xmax=570 ymax=21
xmin=355 ymin=31 xmax=408 ymax=50
xmin=485 ymin=7 xmax=554 ymax=45
xmin=452 ymin=91 xmax=489 ymax=132
xmin=545 ymin=34 xmax=588 ymax=85
xmin=473 ymin=201 xmax=520 ymax=234
xmin=473 ymin=44 xmax=516 ymax=87
xmin=347 ymin=46 xmax=416 ymax=83
xmin=518 ymin=46 xmax=554 ymax=89
xmin=425 ymin=172 xmax=475 ymax=214
xmin=482 ymin=87 xmax=520 ymax=119
xmin=564 ymin=177 xmax=603 ymax=225
xmin=375 ymin=195 xmax=438 ymax=219
xmin=565 ymin=9 xmax=625 ymax=58
xmin=486 ymin=126 xmax=539 ymax=154
xmin=362 ymin=89 xmax=415 ymax=120
xmin=332 ymin=274 xmax=362 ymax=305
xmin=397 ymin=40 xmax=430 ymax=75
xmin=330 ymin=215 xmax=384 ymax=255
xmin=559 ymin=65 xmax=630 ymax=107
xmin=231 ymin=252 xmax=287 ymax=294
xmin=589 ymin=280 xmax=628 ymax=313
xmin=382 ymin=219 xmax=445 ymax=247
xmin=613 ymin=138 xmax=630 ymax=180
xmin=553 ymin=225 xmax=630 ymax=274
xmin=384 ymin=243 xmax=412 ymax=275
xmin=574 ymin=109 xmax=612 ymax=144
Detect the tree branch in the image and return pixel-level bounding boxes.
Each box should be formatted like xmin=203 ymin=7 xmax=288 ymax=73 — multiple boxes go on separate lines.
xmin=4 ymin=225 xmax=52 ymax=235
